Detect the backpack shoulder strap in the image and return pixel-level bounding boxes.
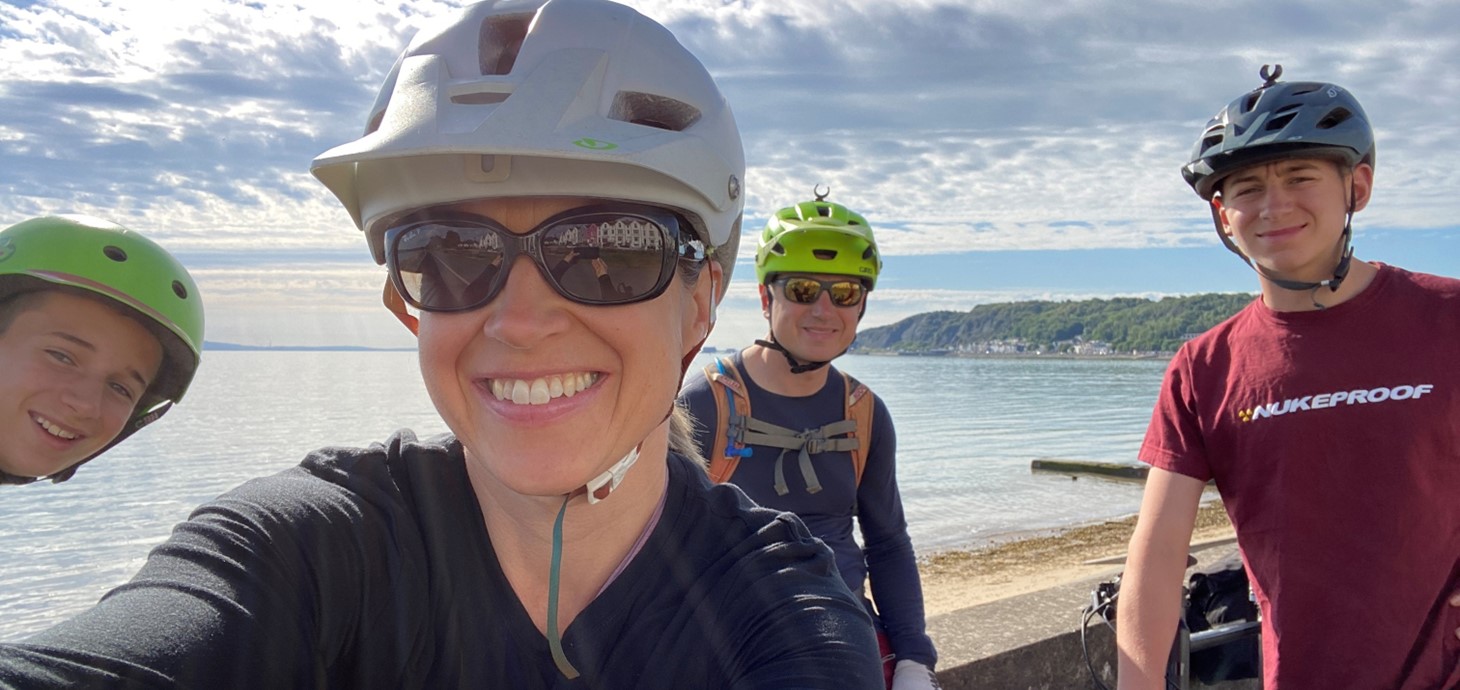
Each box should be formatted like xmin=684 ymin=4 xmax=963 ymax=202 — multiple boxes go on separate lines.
xmin=704 ymin=356 xmax=752 ymax=483
xmin=841 ymin=371 xmax=875 ymax=487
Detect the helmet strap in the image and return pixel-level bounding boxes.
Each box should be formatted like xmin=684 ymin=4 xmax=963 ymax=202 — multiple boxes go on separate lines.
xmin=546 ymin=495 xmax=580 ymax=679
xmin=22 ymin=398 xmax=176 ymax=485
xmin=0 ymin=470 xmax=39 ymax=486
xmin=756 ymin=334 xmax=831 ymax=374
xmin=754 ymin=290 xmax=856 ymax=374
xmin=544 ymin=439 xmax=644 ymax=680
xmin=572 ymin=444 xmax=641 ymax=506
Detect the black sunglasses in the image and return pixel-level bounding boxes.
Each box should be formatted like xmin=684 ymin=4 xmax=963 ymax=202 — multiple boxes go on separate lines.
xmin=385 ymin=203 xmax=706 ymax=312
xmin=775 ymin=276 xmax=867 ymax=308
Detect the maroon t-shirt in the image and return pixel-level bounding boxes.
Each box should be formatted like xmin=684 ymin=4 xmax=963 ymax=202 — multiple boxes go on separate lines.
xmin=1141 ymin=264 xmax=1460 ymax=688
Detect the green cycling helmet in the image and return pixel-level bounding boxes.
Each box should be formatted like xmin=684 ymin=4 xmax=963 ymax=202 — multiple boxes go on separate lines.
xmin=0 ymin=214 xmax=204 ymax=482
xmin=756 ymin=195 xmax=881 ymax=288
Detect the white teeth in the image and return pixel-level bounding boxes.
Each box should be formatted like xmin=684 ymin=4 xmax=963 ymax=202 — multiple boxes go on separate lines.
xmin=492 ymin=372 xmax=599 ymax=405
xmin=36 ymin=416 xmax=78 ymax=440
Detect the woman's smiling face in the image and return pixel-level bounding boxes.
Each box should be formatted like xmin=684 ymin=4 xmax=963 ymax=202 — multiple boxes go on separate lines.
xmin=414 ymin=196 xmax=713 ymax=498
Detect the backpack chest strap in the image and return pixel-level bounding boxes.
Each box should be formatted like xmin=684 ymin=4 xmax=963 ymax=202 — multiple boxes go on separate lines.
xmin=741 ymin=416 xmax=860 ymax=496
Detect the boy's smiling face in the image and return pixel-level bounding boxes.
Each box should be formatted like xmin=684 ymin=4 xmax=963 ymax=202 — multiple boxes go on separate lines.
xmin=0 ymin=290 xmax=162 ymax=480
xmin=1214 ymin=157 xmax=1372 ymax=284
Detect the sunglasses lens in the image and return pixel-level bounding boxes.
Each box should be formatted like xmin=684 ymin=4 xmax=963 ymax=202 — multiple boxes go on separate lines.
xmin=828 ymin=281 xmax=863 ymax=307
xmin=392 ymin=223 xmax=506 ymax=310
xmin=542 ymin=214 xmax=673 ymax=304
xmin=387 ymin=206 xmax=686 ymax=311
xmin=783 ymin=278 xmax=822 ymax=304
xmin=781 ymin=278 xmax=864 ymax=307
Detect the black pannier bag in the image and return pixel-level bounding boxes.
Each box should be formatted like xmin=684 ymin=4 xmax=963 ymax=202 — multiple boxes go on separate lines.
xmin=1183 ymin=550 xmax=1261 ymax=683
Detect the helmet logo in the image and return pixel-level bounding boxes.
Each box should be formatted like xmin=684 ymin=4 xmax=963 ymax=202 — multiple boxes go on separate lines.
xmin=0 ymin=238 xmax=13 ymax=263
xmin=728 ymin=175 xmax=741 ymax=201
xmin=573 ymin=138 xmax=618 ymax=151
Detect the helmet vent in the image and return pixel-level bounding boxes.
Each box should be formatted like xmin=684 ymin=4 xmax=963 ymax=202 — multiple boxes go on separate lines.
xmin=103 ymin=246 xmax=127 ymax=262
xmin=610 ymin=91 xmax=701 ymax=132
xmin=1316 ymin=107 xmax=1353 ymax=130
xmin=816 ymin=206 xmax=831 ymax=217
xmin=1265 ymin=112 xmax=1297 ymax=131
xmin=478 ymin=14 xmax=531 ymax=76
xmin=1291 ymin=84 xmax=1321 ymax=96
xmin=172 ymin=280 xmax=188 ymax=299
xmin=365 ymin=109 xmax=385 ymax=136
xmin=1242 ymin=92 xmax=1261 ymax=113
xmin=451 ymin=92 xmax=510 ymax=105
xmin=812 ymin=249 xmax=838 ymax=261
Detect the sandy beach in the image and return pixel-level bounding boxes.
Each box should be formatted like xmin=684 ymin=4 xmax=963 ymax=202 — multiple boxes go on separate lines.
xmin=917 ymin=500 xmax=1235 ymax=617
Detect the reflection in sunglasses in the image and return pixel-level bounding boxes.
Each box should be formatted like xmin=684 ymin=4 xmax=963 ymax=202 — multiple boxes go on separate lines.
xmin=385 ymin=204 xmax=702 ymax=312
xmin=778 ymin=277 xmax=865 ymax=307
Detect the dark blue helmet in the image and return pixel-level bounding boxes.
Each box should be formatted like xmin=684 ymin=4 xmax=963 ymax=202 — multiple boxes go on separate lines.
xmin=1182 ymin=65 xmax=1374 ymax=200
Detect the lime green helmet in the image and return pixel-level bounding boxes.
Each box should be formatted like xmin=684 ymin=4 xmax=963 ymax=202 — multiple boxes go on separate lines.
xmin=756 ymin=195 xmax=881 ymax=288
xmin=0 ymin=214 xmax=204 ymax=482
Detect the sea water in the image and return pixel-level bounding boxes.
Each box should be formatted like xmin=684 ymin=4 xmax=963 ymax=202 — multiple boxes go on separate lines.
xmin=0 ymin=350 xmax=1168 ymax=640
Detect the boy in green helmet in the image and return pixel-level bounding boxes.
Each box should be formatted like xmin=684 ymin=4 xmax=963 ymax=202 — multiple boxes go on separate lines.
xmin=0 ymin=214 xmax=205 ymax=485
xmin=679 ymin=192 xmax=940 ymax=690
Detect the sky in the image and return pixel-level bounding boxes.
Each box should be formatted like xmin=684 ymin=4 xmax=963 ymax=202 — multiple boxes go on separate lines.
xmin=2 ymin=0 xmax=1458 ymax=349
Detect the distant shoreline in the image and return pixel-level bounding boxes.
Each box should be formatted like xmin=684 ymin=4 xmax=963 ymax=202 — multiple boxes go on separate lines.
xmin=201 ymin=343 xmax=1173 ymax=360
xmin=850 ymin=350 xmax=1174 ymax=361
xmin=202 ymin=342 xmax=415 ymax=352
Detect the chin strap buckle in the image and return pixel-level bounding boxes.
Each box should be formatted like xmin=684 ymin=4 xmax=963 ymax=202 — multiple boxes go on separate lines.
xmin=582 ymin=445 xmax=640 ymax=505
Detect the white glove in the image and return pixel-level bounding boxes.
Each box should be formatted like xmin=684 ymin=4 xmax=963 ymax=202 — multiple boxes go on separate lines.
xmin=890 ymin=659 xmax=940 ymax=690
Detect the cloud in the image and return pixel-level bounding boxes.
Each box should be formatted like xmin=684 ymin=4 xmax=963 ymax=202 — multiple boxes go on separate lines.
xmin=1 ymin=0 xmax=1457 ymax=346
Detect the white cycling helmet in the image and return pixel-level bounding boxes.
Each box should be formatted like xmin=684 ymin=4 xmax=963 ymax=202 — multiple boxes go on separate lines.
xmin=311 ymin=0 xmax=744 ymax=282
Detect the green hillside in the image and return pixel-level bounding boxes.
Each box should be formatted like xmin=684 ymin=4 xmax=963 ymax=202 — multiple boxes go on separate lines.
xmin=854 ymin=293 xmax=1257 ymax=355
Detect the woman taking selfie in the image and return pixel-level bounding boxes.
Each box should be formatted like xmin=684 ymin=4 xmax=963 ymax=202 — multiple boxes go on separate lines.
xmin=0 ymin=1 xmax=881 ymax=687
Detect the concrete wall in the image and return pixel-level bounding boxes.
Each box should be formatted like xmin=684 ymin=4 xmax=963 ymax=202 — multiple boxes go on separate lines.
xmin=928 ymin=540 xmax=1259 ymax=689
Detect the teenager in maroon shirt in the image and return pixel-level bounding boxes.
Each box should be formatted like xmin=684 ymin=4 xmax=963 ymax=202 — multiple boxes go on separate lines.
xmin=1117 ymin=66 xmax=1460 ymax=689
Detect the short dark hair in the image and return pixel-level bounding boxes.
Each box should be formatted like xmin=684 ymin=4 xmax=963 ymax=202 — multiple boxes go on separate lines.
xmin=0 ymin=289 xmax=50 ymax=337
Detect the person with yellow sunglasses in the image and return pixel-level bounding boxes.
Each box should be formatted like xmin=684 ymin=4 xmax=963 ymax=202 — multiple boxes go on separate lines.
xmin=680 ymin=192 xmax=940 ymax=689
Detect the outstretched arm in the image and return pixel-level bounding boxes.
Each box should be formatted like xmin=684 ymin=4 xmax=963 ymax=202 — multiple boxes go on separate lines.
xmin=1115 ymin=467 xmax=1206 ymax=690
xmin=0 ymin=469 xmax=395 ymax=689
xmin=727 ymin=515 xmax=884 ymax=690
